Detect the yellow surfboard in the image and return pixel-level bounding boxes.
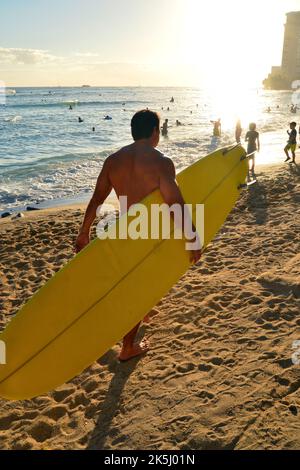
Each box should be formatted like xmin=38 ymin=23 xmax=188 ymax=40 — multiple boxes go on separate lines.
xmin=0 ymin=145 xmax=247 ymax=400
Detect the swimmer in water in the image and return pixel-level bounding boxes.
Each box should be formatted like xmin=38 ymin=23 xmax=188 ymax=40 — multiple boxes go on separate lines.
xmin=211 ymin=119 xmax=221 ymax=137
xmin=161 ymin=119 xmax=169 ymax=136
xmin=235 ymin=119 xmax=242 ymax=143
xmin=78 ymin=117 xmax=84 ymax=123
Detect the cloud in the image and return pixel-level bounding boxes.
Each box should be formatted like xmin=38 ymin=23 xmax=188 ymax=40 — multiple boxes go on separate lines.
xmin=73 ymin=52 xmax=100 ymax=58
xmin=0 ymin=47 xmax=58 ymax=65
xmin=0 ymin=47 xmax=196 ymax=86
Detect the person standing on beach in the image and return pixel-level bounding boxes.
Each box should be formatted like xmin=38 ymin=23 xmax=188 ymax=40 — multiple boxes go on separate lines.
xmin=245 ymin=123 xmax=260 ymax=176
xmin=235 ymin=119 xmax=242 ymax=143
xmin=75 ymin=110 xmax=201 ymax=361
xmin=284 ymin=122 xmax=297 ymax=163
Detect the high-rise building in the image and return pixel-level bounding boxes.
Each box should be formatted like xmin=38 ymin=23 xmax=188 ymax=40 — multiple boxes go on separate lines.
xmin=264 ymin=11 xmax=300 ymax=89
xmin=281 ymin=11 xmax=300 ymax=82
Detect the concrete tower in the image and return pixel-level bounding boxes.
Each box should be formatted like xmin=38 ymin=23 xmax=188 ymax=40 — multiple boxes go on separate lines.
xmin=281 ymin=11 xmax=300 ymax=84
xmin=263 ymin=11 xmax=300 ymax=89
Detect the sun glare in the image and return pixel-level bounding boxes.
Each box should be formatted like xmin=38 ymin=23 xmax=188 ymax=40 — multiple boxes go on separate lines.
xmin=179 ymin=0 xmax=284 ymax=89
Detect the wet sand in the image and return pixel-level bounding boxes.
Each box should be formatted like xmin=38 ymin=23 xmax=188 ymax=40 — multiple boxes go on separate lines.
xmin=0 ymin=163 xmax=299 ymax=450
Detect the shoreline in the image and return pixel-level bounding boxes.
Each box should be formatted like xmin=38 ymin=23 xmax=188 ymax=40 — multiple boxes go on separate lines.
xmin=0 ymin=161 xmax=293 ymax=220
xmin=0 ymin=194 xmax=119 ymax=221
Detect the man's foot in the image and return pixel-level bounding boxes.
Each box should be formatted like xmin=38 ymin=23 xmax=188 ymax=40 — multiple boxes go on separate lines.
xmin=118 ymin=339 xmax=150 ymax=362
xmin=292 ymin=159 xmax=296 ymax=164
xmin=284 ymin=157 xmax=291 ymax=162
xmin=143 ymin=308 xmax=159 ymax=324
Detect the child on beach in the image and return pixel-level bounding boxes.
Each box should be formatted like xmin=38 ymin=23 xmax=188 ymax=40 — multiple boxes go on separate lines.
xmin=245 ymin=123 xmax=260 ymax=176
xmin=284 ymin=122 xmax=297 ymax=163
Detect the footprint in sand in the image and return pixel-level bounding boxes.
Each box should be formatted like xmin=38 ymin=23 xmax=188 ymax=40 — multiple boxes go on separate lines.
xmin=67 ymin=391 xmax=89 ymax=409
xmin=176 ymin=363 xmax=196 ymax=374
xmin=82 ymin=379 xmax=99 ymax=393
xmin=43 ymin=405 xmax=68 ymax=421
xmin=29 ymin=419 xmax=53 ymax=443
xmin=198 ymin=363 xmax=213 ymax=372
xmin=52 ymin=386 xmax=76 ymax=402
xmin=197 ymin=390 xmax=215 ymax=401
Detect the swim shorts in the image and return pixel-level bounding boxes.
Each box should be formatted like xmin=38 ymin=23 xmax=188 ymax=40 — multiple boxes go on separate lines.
xmin=286 ymin=143 xmax=297 ymax=152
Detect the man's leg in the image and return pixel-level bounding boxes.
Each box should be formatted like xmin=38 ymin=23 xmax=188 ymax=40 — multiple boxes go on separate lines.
xmin=284 ymin=145 xmax=291 ymax=162
xmin=118 ymin=322 xmax=150 ymax=361
xmin=251 ymin=155 xmax=256 ymax=174
xmin=143 ymin=308 xmax=159 ymax=324
xmin=247 ymin=157 xmax=253 ymax=180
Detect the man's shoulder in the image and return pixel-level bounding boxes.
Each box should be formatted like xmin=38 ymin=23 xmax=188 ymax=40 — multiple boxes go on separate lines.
xmin=105 ymin=145 xmax=132 ymax=164
xmin=154 ymin=150 xmax=173 ymax=167
xmin=153 ymin=148 xmax=166 ymax=159
xmin=110 ymin=144 xmax=132 ymax=158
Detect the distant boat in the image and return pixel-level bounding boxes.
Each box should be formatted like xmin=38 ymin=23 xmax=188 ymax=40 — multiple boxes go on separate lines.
xmin=82 ymin=85 xmax=91 ymax=88
xmin=63 ymin=100 xmax=79 ymax=106
xmin=0 ymin=88 xmax=16 ymax=95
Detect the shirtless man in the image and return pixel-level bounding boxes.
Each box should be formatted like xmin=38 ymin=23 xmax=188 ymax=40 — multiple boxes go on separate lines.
xmin=75 ymin=110 xmax=201 ymax=361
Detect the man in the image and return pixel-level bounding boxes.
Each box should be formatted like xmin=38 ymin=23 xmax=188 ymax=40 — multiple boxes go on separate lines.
xmin=75 ymin=110 xmax=201 ymax=361
xmin=284 ymin=121 xmax=297 ymax=164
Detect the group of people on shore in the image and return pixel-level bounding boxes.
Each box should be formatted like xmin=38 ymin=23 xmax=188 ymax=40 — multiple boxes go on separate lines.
xmin=235 ymin=119 xmax=298 ymax=171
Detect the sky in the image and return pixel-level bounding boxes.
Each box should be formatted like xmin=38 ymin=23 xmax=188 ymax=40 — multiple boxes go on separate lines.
xmin=1 ymin=0 xmax=300 ymax=87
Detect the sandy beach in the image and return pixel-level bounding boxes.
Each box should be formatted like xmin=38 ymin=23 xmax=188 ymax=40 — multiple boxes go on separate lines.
xmin=0 ymin=162 xmax=299 ymax=450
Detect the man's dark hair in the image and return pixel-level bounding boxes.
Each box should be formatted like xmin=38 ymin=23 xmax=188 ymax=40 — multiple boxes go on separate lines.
xmin=131 ymin=110 xmax=160 ymax=141
xmin=290 ymin=121 xmax=297 ymax=127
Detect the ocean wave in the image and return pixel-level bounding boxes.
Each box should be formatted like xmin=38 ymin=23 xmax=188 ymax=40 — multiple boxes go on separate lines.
xmin=3 ymin=99 xmax=148 ymax=109
xmin=4 ymin=115 xmax=22 ymax=123
xmin=0 ymin=149 xmax=110 ymax=176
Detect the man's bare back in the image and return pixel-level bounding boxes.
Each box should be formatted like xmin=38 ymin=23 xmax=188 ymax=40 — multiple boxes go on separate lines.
xmin=75 ymin=110 xmax=201 ymax=362
xmin=105 ymin=142 xmax=174 ymax=208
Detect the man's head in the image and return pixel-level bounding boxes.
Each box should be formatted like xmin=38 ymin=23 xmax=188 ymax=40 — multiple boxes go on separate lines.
xmin=131 ymin=110 xmax=160 ymax=147
xmin=290 ymin=121 xmax=297 ymax=129
xmin=249 ymin=122 xmax=256 ymax=131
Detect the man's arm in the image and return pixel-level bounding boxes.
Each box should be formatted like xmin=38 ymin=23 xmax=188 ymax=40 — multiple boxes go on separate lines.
xmin=159 ymin=157 xmax=201 ymax=264
xmin=257 ymin=135 xmax=260 ymax=152
xmin=75 ymin=158 xmax=113 ymax=253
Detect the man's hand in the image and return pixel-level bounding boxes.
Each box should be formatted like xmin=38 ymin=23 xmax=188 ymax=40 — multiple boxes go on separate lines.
xmin=75 ymin=232 xmax=90 ymax=253
xmin=190 ymin=247 xmax=202 ymax=264
xmin=189 ymin=235 xmax=202 ymax=264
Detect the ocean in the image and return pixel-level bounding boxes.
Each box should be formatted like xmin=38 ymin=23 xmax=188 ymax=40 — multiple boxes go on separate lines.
xmin=0 ymin=86 xmax=297 ymax=213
